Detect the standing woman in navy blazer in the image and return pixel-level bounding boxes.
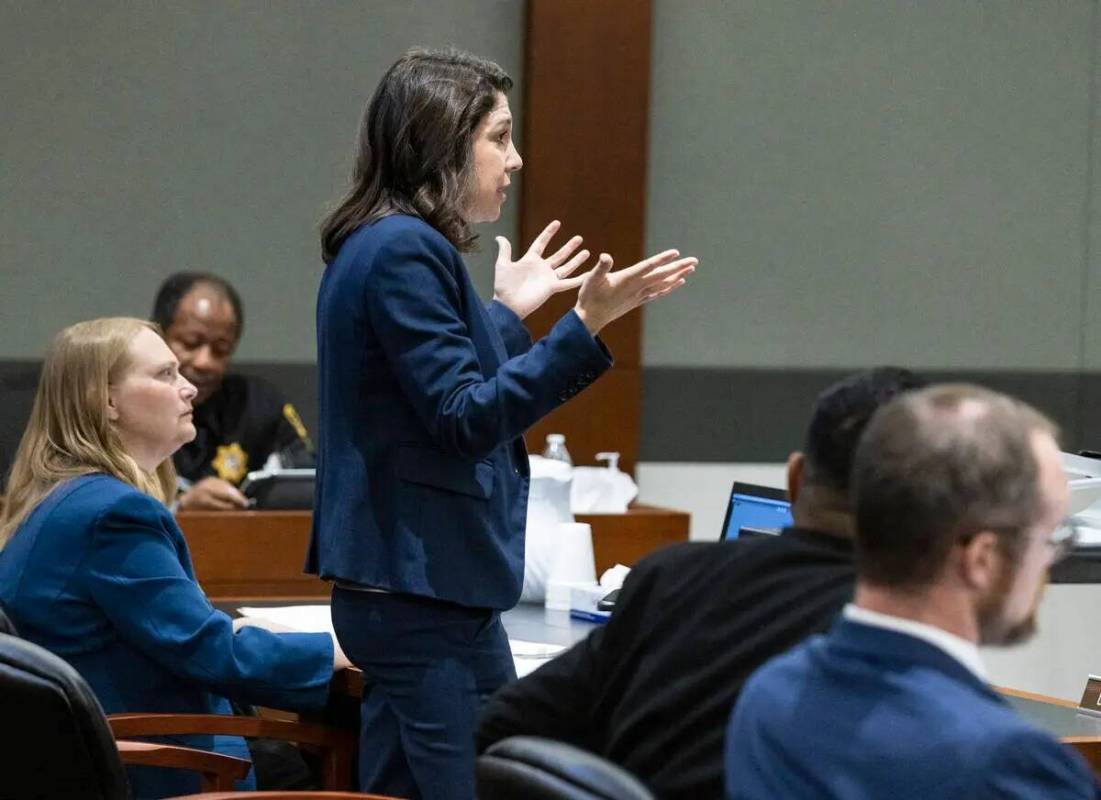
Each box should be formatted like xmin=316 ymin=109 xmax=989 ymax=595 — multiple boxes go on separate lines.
xmin=0 ymin=318 xmax=347 ymax=799
xmin=311 ymin=47 xmax=696 ymax=800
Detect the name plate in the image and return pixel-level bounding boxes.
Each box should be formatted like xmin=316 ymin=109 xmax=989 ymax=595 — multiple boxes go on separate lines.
xmin=1077 ymin=674 xmax=1101 ymax=715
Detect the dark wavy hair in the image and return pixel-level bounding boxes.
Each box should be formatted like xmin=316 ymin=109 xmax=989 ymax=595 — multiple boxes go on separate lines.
xmin=320 ymin=47 xmax=513 ymax=263
xmin=802 ymin=367 xmax=926 ymax=493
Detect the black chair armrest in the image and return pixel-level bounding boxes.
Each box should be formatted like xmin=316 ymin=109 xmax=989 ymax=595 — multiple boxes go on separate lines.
xmin=168 ymin=792 xmax=397 ymax=800
xmin=477 ymin=736 xmax=653 ymax=800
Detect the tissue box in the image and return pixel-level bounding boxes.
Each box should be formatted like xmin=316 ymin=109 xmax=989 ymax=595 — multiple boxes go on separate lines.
xmin=569 ymin=583 xmax=611 ymax=623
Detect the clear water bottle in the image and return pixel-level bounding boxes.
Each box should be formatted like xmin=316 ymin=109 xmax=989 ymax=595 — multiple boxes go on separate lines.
xmin=542 ymin=433 xmax=573 ymax=466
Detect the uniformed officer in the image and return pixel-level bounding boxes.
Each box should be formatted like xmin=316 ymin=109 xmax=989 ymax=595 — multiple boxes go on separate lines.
xmin=151 ymin=272 xmax=313 ymax=510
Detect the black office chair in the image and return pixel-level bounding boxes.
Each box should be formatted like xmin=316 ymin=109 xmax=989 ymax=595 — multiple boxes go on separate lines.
xmin=0 ymin=631 xmax=132 ymax=799
xmin=476 ymin=736 xmax=654 ymax=800
xmin=0 ymin=603 xmax=18 ymax=635
xmin=0 ymin=631 xmax=403 ymax=799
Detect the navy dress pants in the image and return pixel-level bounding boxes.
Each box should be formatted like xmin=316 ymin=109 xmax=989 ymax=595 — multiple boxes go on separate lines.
xmin=331 ymin=586 xmax=516 ymax=800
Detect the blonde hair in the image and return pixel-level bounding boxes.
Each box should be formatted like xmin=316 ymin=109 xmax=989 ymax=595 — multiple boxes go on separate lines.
xmin=0 ymin=317 xmax=178 ymax=545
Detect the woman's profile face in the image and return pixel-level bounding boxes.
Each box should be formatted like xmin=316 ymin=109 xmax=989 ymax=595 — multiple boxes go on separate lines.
xmin=107 ymin=327 xmax=199 ymax=470
xmin=466 ymin=92 xmax=523 ymax=224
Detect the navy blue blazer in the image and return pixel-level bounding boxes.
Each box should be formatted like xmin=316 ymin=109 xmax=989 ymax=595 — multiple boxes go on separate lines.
xmin=0 ymin=475 xmax=334 ymax=798
xmin=309 ymin=215 xmax=612 ymax=609
xmin=725 ymin=618 xmax=1100 ymax=799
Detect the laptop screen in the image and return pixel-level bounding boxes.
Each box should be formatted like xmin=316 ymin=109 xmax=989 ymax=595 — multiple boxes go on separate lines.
xmin=720 ymin=482 xmax=793 ymax=541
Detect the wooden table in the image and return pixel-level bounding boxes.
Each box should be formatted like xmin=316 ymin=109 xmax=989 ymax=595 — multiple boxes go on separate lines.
xmin=999 ymin=687 xmax=1101 ymax=776
xmin=179 ymin=505 xmax=689 ymax=602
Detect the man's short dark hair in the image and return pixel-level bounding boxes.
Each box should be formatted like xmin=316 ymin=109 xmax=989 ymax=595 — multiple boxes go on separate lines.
xmin=853 ymin=384 xmax=1058 ymax=589
xmin=151 ymin=272 xmax=244 ymax=340
xmin=802 ymin=367 xmax=926 ymax=493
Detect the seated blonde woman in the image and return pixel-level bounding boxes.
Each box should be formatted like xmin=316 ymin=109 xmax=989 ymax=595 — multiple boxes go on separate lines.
xmin=0 ymin=318 xmax=347 ymax=798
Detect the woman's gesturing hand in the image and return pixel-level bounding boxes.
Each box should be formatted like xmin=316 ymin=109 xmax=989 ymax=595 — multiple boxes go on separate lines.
xmin=492 ymin=220 xmax=592 ymax=319
xmin=574 ymin=249 xmax=697 ymax=335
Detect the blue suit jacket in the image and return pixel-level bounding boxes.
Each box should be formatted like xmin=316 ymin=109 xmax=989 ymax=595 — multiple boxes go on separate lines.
xmin=309 ymin=215 xmax=612 ymax=609
xmin=0 ymin=475 xmax=334 ymax=798
xmin=725 ymin=618 xmax=1101 ymax=799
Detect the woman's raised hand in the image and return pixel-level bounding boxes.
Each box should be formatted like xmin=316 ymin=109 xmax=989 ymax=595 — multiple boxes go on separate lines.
xmin=493 ymin=220 xmax=592 ymax=319
xmin=574 ymin=249 xmax=697 ymax=335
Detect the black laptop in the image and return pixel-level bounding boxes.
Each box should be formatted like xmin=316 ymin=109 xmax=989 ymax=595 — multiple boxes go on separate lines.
xmin=239 ymin=468 xmax=315 ymax=510
xmin=720 ymin=482 xmax=793 ymax=541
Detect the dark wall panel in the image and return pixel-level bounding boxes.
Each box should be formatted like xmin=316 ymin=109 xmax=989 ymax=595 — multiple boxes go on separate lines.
xmin=640 ymin=367 xmax=1086 ymax=462
xmin=2 ymin=361 xmax=1094 ymax=478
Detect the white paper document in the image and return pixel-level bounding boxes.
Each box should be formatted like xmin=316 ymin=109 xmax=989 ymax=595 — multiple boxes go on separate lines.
xmin=238 ymin=605 xmax=335 ymax=634
xmin=509 ymin=639 xmax=566 ymax=678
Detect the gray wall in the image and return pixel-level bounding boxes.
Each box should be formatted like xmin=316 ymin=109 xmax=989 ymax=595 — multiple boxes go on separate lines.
xmin=645 ymin=0 xmax=1097 ymax=372
xmin=0 ymin=0 xmax=524 ymax=362
xmin=640 ymin=0 xmax=1101 ymax=460
xmin=8 ymin=1 xmax=1101 ymax=463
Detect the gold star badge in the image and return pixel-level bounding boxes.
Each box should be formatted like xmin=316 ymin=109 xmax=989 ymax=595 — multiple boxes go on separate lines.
xmin=212 ymin=442 xmax=249 ymax=484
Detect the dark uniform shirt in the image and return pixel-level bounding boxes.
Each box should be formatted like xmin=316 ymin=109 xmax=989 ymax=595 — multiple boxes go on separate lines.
xmin=476 ymin=527 xmax=856 ymax=800
xmin=173 ymin=373 xmax=314 ymax=486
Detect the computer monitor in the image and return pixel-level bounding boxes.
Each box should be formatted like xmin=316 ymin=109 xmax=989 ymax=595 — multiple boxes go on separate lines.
xmin=720 ymin=482 xmax=793 ymax=541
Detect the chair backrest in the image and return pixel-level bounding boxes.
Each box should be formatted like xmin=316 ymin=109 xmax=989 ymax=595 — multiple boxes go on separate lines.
xmin=476 ymin=736 xmax=654 ymax=800
xmin=0 ymin=603 xmax=18 ymax=635
xmin=0 ymin=632 xmax=130 ymax=799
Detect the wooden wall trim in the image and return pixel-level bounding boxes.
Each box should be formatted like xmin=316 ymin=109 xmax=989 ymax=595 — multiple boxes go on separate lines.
xmin=520 ymin=0 xmax=652 ymax=473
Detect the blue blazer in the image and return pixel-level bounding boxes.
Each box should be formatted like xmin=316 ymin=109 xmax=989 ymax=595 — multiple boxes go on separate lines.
xmin=309 ymin=215 xmax=612 ymax=609
xmin=725 ymin=618 xmax=1100 ymax=799
xmin=0 ymin=475 xmax=334 ymax=798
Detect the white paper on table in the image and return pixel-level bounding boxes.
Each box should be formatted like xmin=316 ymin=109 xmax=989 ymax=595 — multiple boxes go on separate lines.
xmin=504 ymin=642 xmax=563 ymax=677
xmin=238 ymin=605 xmax=335 ymax=634
xmin=237 ymin=606 xmax=565 ymax=678
xmin=509 ymin=639 xmax=565 ymax=658
xmin=508 ymin=639 xmax=565 ymax=678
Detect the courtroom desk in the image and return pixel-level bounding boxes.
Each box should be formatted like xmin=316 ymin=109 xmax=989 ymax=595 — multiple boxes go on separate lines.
xmin=178 ymin=505 xmax=689 ymax=602
xmin=178 ymin=510 xmax=323 ymax=601
xmin=1000 ymin=687 xmax=1101 ymax=777
xmin=579 ymin=505 xmax=689 ymax=575
xmin=502 ymin=602 xmax=597 ymax=647
xmin=215 ymin=601 xmax=597 ymax=699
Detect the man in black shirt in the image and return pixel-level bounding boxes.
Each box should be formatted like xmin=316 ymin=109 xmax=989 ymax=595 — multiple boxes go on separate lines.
xmin=476 ymin=367 xmax=924 ymax=799
xmin=152 ymin=272 xmax=313 ymax=510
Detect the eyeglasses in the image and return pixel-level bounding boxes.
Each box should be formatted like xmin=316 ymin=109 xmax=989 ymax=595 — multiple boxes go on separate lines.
xmin=1046 ymin=518 xmax=1080 ymax=564
xmin=957 ymin=520 xmax=1081 ymax=563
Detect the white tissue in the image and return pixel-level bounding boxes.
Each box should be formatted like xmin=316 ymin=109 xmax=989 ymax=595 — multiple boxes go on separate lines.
xmin=599 ymin=563 xmax=631 ymax=591
xmin=521 ymin=456 xmax=575 ymax=602
xmin=570 ymin=454 xmax=638 ymax=513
